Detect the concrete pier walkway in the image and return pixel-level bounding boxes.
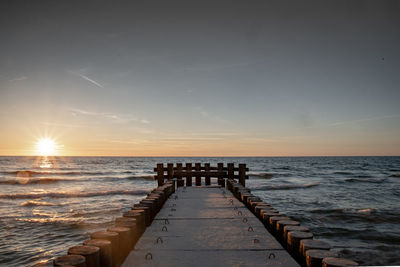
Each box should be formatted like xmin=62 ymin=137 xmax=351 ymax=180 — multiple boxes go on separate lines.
xmin=123 ymin=186 xmax=299 ymax=267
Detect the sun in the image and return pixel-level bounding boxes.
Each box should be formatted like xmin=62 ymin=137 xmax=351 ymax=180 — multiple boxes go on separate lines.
xmin=35 ymin=138 xmax=57 ymax=156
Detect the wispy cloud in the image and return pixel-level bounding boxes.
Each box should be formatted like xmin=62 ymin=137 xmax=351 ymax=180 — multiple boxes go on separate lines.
xmin=295 ymin=114 xmax=400 ymax=130
xmin=68 ymin=71 xmax=104 ymax=88
xmin=328 ymin=114 xmax=400 ymax=127
xmin=68 ymin=107 xmax=150 ymax=124
xmin=41 ymin=122 xmax=84 ymax=128
xmin=9 ymin=76 xmax=28 ymax=82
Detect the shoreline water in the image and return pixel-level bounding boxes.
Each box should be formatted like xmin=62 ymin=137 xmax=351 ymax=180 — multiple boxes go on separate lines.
xmin=0 ymin=156 xmax=399 ymax=266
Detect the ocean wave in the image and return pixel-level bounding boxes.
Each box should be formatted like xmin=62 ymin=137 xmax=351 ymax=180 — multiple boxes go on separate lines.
xmin=309 ymin=208 xmax=378 ymax=218
xmin=0 ymin=175 xmax=155 ymax=185
xmin=344 ymin=177 xmax=386 ymax=183
xmin=332 ymin=171 xmax=354 ymax=175
xmin=252 ymin=182 xmax=319 ymax=190
xmin=125 ymin=175 xmax=154 ymax=180
xmin=272 ymin=166 xmax=291 ymax=170
xmin=248 ymin=172 xmax=273 ymax=179
xmin=20 ymin=200 xmax=57 ymax=207
xmin=1 ymin=170 xmax=118 ymax=176
xmin=0 ymin=189 xmax=150 ymax=199
xmin=0 ymin=178 xmax=72 ymax=185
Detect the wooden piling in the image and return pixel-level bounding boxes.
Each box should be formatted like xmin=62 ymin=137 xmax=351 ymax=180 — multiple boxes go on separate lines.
xmin=322 ymin=257 xmax=359 ymax=267
xmin=68 ymin=245 xmax=100 ymax=267
xmin=53 ymin=255 xmax=85 ymax=267
xmin=276 ymin=220 xmax=300 ymax=241
xmin=123 ymin=210 xmax=145 ymax=234
xmin=261 ymin=211 xmax=280 ymax=226
xmin=83 ymin=239 xmax=113 ymax=267
xmin=114 ymin=221 xmax=138 ymax=245
xmin=186 ymin=163 xmax=193 ymax=186
xmin=227 ymin=163 xmax=234 ymax=180
xmin=205 ymin=163 xmax=211 ymax=185
xmin=167 ymin=163 xmax=174 ymax=181
xmin=107 ymin=227 xmax=131 ymax=265
xmin=284 ymin=225 xmax=310 ymax=243
xmin=90 ymin=231 xmax=119 ymax=267
xmin=254 ymin=203 xmax=272 ymax=217
xmin=300 ymin=239 xmax=331 ymax=260
xmin=156 ymin=163 xmax=164 ymax=186
xmin=195 ymin=163 xmax=201 ymax=186
xmin=217 ymin=163 xmax=225 ymax=187
xmin=239 ymin=163 xmax=246 ymax=186
xmin=287 ymin=231 xmax=313 ymax=258
xmin=140 ymin=199 xmax=156 ymax=220
xmin=132 ymin=205 xmax=151 ymax=226
xmin=306 ymin=250 xmax=338 ymax=267
xmin=269 ymin=215 xmax=289 ymax=233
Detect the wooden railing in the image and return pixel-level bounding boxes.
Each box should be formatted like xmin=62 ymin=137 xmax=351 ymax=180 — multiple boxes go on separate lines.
xmin=154 ymin=163 xmax=248 ymax=187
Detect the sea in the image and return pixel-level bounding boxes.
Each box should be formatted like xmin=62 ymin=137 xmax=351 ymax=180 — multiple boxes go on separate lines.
xmin=0 ymin=156 xmax=399 ymax=266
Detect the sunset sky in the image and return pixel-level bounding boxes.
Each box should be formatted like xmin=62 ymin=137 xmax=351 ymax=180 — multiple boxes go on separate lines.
xmin=1 ymin=1 xmax=399 ymax=156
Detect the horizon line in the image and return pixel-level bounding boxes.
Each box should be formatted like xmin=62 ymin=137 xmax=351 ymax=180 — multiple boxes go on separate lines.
xmin=0 ymin=155 xmax=399 ymax=158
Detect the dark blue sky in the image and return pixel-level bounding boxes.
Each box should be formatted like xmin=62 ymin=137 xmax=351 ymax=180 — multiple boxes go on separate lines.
xmin=1 ymin=1 xmax=399 ymax=155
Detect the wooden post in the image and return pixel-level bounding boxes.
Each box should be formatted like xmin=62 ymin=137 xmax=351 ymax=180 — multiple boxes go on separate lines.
xmin=156 ymin=163 xmax=164 ymax=186
xmin=107 ymin=227 xmax=131 ymax=264
xmin=227 ymin=163 xmax=234 ymax=180
xmin=299 ymin=239 xmax=331 ymax=260
xmin=123 ymin=210 xmax=145 ymax=235
xmin=287 ymin=231 xmax=313 ymax=258
xmin=322 ymin=257 xmax=359 ymax=267
xmin=83 ymin=239 xmax=113 ymax=267
xmin=239 ymin=163 xmax=246 ymax=186
xmin=90 ymin=231 xmax=119 ymax=267
xmin=217 ymin=163 xmax=224 ymax=187
xmin=114 ymin=220 xmax=138 ymax=245
xmin=195 ymin=163 xmax=201 ymax=186
xmin=276 ymin=220 xmax=300 ymax=241
xmin=176 ymin=163 xmax=184 ymax=187
xmin=227 ymin=163 xmax=234 ymax=190
xmin=54 ymin=255 xmax=86 ymax=267
xmin=132 ymin=206 xmax=151 ymax=226
xmin=283 ymin=225 xmax=309 ymax=244
xmin=306 ymin=250 xmax=338 ymax=267
xmin=186 ymin=163 xmax=192 ymax=186
xmin=204 ymin=163 xmax=211 ymax=185
xmin=167 ymin=163 xmax=174 ymax=180
xmin=68 ymin=245 xmax=100 ymax=267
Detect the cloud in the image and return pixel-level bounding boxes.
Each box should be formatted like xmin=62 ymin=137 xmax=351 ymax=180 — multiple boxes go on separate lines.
xmin=68 ymin=71 xmax=104 ymax=88
xmin=41 ymin=122 xmax=84 ymax=128
xmin=68 ymin=107 xmax=150 ymax=124
xmin=328 ymin=114 xmax=400 ymax=127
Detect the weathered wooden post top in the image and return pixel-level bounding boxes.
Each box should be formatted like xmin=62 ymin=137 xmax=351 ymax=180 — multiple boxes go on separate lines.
xmin=154 ymin=162 xmax=249 ymax=187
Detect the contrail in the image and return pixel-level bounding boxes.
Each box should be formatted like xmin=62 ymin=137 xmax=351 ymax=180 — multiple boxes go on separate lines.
xmin=76 ymin=73 xmax=104 ymax=88
xmin=68 ymin=70 xmax=104 ymax=88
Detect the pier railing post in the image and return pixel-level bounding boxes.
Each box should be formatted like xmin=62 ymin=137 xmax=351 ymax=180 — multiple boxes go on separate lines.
xmin=239 ymin=163 xmax=246 ymax=186
xmin=176 ymin=163 xmax=184 ymax=187
xmin=167 ymin=163 xmax=173 ymax=180
xmin=195 ymin=163 xmax=201 ymax=186
xmin=205 ymin=163 xmax=211 ymax=185
xmin=217 ymin=163 xmax=224 ymax=187
xmin=186 ymin=163 xmax=193 ymax=186
xmin=156 ymin=163 xmax=164 ymax=186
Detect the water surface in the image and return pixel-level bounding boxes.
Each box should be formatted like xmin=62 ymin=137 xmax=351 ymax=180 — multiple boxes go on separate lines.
xmin=0 ymin=156 xmax=399 ymax=266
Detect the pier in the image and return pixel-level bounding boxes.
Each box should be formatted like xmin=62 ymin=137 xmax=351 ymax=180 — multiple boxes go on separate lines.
xmin=52 ymin=163 xmax=358 ymax=267
xmin=123 ymin=185 xmax=299 ymax=266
